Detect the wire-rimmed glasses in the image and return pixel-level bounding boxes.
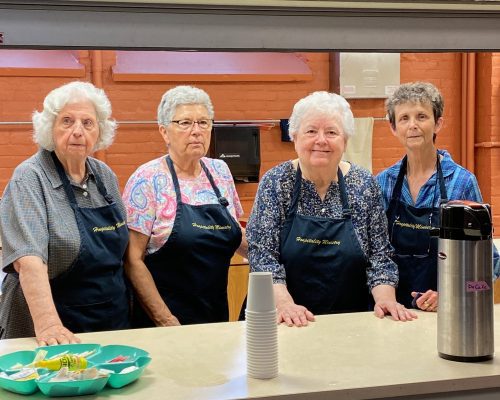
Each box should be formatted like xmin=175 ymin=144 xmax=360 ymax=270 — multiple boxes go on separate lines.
xmin=171 ymin=119 xmax=213 ymax=131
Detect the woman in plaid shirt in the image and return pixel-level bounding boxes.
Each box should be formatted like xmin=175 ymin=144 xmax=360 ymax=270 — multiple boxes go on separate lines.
xmin=377 ymin=81 xmax=500 ymax=312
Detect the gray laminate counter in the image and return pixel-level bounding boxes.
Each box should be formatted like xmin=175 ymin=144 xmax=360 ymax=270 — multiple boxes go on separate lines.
xmin=2 ymin=307 xmax=500 ymax=399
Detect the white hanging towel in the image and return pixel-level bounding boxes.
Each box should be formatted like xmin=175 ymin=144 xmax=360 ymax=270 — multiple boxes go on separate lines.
xmin=343 ymin=117 xmax=374 ymax=172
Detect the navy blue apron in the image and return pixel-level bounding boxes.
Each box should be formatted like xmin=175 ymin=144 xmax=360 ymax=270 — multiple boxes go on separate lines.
xmin=280 ymin=165 xmax=370 ymax=314
xmin=386 ymin=154 xmax=447 ymax=308
xmin=50 ymin=152 xmax=130 ymax=333
xmin=132 ymin=156 xmax=242 ymax=326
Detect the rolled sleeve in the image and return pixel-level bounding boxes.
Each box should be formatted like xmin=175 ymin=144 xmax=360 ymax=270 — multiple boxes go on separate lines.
xmin=0 ymin=172 xmax=49 ymax=272
xmin=364 ymin=177 xmax=399 ymax=290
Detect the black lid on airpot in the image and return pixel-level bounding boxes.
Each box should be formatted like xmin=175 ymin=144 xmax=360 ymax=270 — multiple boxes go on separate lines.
xmin=439 ymin=200 xmax=492 ymax=240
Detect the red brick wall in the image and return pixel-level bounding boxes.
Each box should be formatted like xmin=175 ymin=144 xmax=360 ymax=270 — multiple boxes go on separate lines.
xmin=99 ymin=52 xmax=330 ymax=215
xmin=476 ymin=53 xmax=500 ymax=230
xmin=0 ymin=78 xmax=83 ymax=190
xmin=491 ymin=53 xmax=500 ymax=231
xmin=0 ymin=51 xmax=498 ymax=235
xmin=370 ymin=53 xmax=462 ymax=174
xmin=0 ymin=50 xmax=92 ymax=190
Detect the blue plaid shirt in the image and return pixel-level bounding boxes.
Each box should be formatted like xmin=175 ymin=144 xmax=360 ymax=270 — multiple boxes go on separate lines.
xmin=377 ymin=149 xmax=500 ymax=278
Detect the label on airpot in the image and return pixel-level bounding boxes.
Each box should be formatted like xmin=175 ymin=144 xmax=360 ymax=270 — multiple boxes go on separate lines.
xmin=466 ymin=281 xmax=490 ymax=292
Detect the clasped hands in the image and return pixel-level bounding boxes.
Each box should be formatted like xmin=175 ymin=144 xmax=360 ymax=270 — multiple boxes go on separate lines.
xmin=411 ymin=290 xmax=438 ymax=312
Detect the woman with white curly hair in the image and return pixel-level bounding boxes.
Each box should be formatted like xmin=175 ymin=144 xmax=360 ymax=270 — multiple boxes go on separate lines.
xmin=247 ymin=91 xmax=417 ymax=327
xmin=0 ymin=81 xmax=130 ymax=344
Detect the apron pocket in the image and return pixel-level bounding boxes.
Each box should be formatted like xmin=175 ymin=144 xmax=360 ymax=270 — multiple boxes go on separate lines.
xmin=57 ymin=299 xmax=128 ymax=333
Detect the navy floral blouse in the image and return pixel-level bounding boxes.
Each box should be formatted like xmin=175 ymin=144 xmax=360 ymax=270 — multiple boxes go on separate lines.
xmin=246 ymin=161 xmax=398 ymax=290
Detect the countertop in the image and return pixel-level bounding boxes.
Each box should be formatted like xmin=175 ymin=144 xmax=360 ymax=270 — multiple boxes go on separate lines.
xmin=2 ymin=307 xmax=500 ymax=399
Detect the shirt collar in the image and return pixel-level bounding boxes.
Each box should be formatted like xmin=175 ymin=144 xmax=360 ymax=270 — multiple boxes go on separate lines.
xmin=386 ymin=149 xmax=454 ymax=179
xmin=437 ymin=149 xmax=455 ymax=179
xmin=40 ymin=149 xmax=95 ymax=189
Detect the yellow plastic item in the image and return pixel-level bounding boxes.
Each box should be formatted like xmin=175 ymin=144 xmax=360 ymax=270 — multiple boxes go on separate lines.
xmin=34 ymin=355 xmax=87 ymax=371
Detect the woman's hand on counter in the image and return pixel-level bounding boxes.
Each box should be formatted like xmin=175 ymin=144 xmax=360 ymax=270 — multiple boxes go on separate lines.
xmin=14 ymin=256 xmax=81 ymax=346
xmin=158 ymin=313 xmax=181 ymax=327
xmin=274 ymin=284 xmax=315 ymax=327
xmin=373 ymin=301 xmax=417 ymax=322
xmin=36 ymin=323 xmax=80 ymax=346
xmin=411 ymin=290 xmax=438 ymax=312
xmin=277 ymin=303 xmax=315 ymax=327
xmin=372 ymin=284 xmax=418 ymax=322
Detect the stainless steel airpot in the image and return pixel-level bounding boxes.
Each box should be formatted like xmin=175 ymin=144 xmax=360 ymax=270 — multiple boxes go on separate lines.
xmin=437 ymin=200 xmax=494 ymax=362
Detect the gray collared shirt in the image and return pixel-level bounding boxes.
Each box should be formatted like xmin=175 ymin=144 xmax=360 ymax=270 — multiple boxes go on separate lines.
xmin=0 ymin=149 xmax=126 ymax=338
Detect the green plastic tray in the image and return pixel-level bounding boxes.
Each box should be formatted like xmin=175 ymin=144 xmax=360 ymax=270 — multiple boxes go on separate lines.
xmin=103 ymin=356 xmax=152 ymax=389
xmin=0 ymin=343 xmax=150 ymax=397
xmin=37 ymin=373 xmax=109 ymax=397
xmin=87 ymin=344 xmax=149 ymax=365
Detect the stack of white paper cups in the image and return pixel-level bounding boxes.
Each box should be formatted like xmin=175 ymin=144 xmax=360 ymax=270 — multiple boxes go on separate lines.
xmin=245 ymin=272 xmax=278 ymax=379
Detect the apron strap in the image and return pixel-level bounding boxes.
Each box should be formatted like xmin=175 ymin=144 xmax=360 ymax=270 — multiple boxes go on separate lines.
xmin=89 ymin=163 xmax=114 ymax=203
xmin=166 ymin=155 xmax=182 ymax=204
xmin=288 ymin=163 xmax=351 ymax=219
xmin=337 ymin=168 xmax=351 ymax=218
xmin=51 ymin=152 xmax=112 ymax=206
xmin=200 ymin=160 xmax=229 ymax=207
xmin=390 ymin=155 xmax=408 ymax=204
xmin=166 ymin=156 xmax=229 ymax=207
xmin=287 ymin=166 xmax=303 ymax=218
xmin=436 ymin=156 xmax=448 ymax=203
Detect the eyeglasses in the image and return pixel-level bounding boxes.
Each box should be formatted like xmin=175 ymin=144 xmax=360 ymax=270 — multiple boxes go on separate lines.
xmin=391 ymin=213 xmax=433 ymax=259
xmin=170 ymin=119 xmax=213 ymax=131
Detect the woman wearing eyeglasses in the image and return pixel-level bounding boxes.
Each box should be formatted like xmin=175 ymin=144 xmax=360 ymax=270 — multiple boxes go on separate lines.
xmin=123 ymin=85 xmax=246 ymax=327
xmin=247 ymin=91 xmax=417 ymax=328
xmin=377 ymin=81 xmax=500 ymax=312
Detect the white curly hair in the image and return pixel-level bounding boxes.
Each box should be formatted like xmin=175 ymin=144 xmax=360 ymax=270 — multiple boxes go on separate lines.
xmin=32 ymin=81 xmax=117 ymax=151
xmin=288 ymin=91 xmax=354 ymax=141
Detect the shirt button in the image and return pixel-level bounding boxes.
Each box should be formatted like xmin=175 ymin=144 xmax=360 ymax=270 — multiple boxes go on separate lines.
xmin=83 ymin=191 xmax=88 ymax=197
xmin=82 ymin=184 xmax=87 ymax=189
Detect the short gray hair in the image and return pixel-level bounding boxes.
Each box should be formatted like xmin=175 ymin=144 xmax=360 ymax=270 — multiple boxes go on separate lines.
xmin=386 ymin=81 xmax=444 ymax=129
xmin=32 ymin=81 xmax=117 ymax=151
xmin=157 ymin=85 xmax=214 ymax=126
xmin=288 ymin=91 xmax=355 ymax=141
